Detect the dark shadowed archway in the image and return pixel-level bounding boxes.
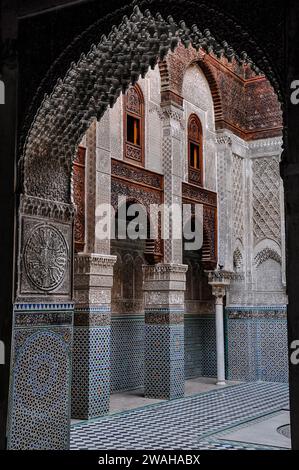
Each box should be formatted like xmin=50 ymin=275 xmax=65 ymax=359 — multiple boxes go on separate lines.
xmin=7 ymin=2 xmax=297 ymax=451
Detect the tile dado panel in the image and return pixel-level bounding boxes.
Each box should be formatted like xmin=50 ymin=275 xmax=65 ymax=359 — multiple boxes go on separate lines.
xmin=226 ymin=306 xmax=288 ymax=383
xmin=7 ymin=303 xmax=73 ymax=450
xmin=72 ymin=313 xmax=111 ymax=419
xmin=110 ymin=308 xmax=288 ymax=396
xmin=111 ymin=316 xmax=145 ymax=393
xmin=110 ymin=314 xmax=218 ymax=394
xmin=184 ymin=314 xmax=217 ymax=379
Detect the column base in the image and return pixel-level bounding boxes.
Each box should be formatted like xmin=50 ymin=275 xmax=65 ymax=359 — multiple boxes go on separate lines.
xmin=144 ymin=323 xmax=185 ymax=400
xmin=72 ymin=253 xmax=116 ymax=419
xmin=143 ymin=264 xmax=188 ymax=401
xmin=216 ymin=380 xmax=226 ymax=386
xmin=72 ymin=309 xmax=111 ymax=419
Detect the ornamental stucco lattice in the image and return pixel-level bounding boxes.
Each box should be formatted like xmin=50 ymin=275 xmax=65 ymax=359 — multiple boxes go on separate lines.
xmin=252 ymin=156 xmax=281 ymax=244
xmin=232 ymin=154 xmax=244 ymax=243
xmin=216 ymin=141 xmax=229 ymax=267
xmin=254 ymin=247 xmax=281 ymax=267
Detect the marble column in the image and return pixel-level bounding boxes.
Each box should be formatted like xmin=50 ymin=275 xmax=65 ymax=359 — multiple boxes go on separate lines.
xmin=72 ymin=253 xmax=116 ymax=419
xmin=207 ymin=270 xmax=231 ymax=386
xmin=214 ymin=287 xmax=226 ymax=385
xmin=143 ymin=263 xmax=187 ymax=399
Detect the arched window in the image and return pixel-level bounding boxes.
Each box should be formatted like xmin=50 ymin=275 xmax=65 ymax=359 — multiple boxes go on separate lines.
xmin=124 ymin=84 xmax=144 ymax=166
xmin=188 ymin=114 xmax=203 ymax=186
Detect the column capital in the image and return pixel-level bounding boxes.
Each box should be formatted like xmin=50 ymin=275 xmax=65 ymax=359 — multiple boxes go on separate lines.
xmin=74 ymin=253 xmax=117 ymax=274
xmin=74 ymin=253 xmax=117 ymax=308
xmin=160 ymin=103 xmax=184 ymax=127
xmin=143 ymin=263 xmax=188 ymax=279
xmin=206 ymin=269 xmax=233 ymax=303
xmin=143 ymin=263 xmax=188 ymax=314
xmin=211 ymin=285 xmax=226 ymax=304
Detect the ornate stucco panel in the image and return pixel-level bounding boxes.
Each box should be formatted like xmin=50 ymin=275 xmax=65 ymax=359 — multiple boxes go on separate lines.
xmin=17 ymin=196 xmax=74 ymax=302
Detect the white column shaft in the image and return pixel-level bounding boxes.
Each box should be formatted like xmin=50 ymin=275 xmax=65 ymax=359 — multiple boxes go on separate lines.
xmin=215 ymin=300 xmax=226 ymax=385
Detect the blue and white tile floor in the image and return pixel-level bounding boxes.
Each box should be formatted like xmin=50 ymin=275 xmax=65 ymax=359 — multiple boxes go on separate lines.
xmin=71 ymin=382 xmax=289 ymax=450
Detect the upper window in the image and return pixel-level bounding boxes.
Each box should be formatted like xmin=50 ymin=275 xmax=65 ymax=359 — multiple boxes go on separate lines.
xmin=188 ymin=114 xmax=203 ymax=186
xmin=124 ymin=84 xmax=144 ymax=166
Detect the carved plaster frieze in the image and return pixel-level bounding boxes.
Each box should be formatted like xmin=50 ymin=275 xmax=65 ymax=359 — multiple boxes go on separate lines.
xmin=19 ymin=195 xmax=75 ymax=222
xmin=144 ymin=290 xmax=185 ymax=307
xmin=143 ymin=263 xmax=188 ymax=280
xmin=145 ymin=311 xmax=184 ymax=325
xmin=215 ymin=135 xmax=232 ymax=146
xmin=248 ymin=136 xmax=283 ymax=150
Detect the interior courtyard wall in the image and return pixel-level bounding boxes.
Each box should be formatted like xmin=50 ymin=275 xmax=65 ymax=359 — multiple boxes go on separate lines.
xmin=226 ymin=135 xmax=288 ymax=383
xmin=106 ymin=65 xmax=164 ymax=392
xmin=7 ymin=3 xmax=295 ymax=450
xmin=75 ymin=47 xmax=288 ymax=393
xmin=181 ymin=63 xmax=217 ymax=378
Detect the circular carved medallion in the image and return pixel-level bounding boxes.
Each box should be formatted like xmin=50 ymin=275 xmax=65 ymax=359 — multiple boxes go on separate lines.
xmin=24 ymin=224 xmax=68 ymax=291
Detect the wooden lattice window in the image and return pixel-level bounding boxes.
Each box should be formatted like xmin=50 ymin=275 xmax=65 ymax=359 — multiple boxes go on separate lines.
xmin=188 ymin=114 xmax=203 ymax=186
xmin=73 ymin=145 xmax=86 ymax=253
xmin=124 ymin=84 xmax=144 ymax=165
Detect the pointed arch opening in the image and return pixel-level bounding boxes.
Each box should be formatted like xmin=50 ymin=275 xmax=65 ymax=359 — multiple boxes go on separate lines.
xmin=123 ymin=84 xmax=145 ymax=166
xmin=188 ymin=114 xmax=203 ymax=186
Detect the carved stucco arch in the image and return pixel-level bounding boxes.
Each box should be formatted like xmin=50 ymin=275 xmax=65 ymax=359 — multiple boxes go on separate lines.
xmin=19 ymin=4 xmax=283 ymax=205
xmin=158 ymin=43 xmax=224 ymax=124
xmin=233 ymin=247 xmax=243 ymax=272
xmin=254 ymin=247 xmax=282 ymax=268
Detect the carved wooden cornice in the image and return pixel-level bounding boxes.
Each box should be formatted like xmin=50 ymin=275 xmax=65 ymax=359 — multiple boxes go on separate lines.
xmin=111 ymin=158 xmax=163 ymax=191
xmin=182 ymin=182 xmax=217 ymax=207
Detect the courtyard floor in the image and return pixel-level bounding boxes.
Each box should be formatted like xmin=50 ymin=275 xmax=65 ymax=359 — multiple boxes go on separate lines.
xmin=71 ymin=381 xmax=290 ymax=450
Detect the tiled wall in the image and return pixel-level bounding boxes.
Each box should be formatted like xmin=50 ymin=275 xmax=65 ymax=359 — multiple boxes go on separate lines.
xmin=110 ymin=316 xmax=145 ymax=392
xmin=145 ymin=322 xmax=185 ymax=399
xmin=110 ymin=308 xmax=288 ymax=394
xmin=110 ymin=314 xmax=218 ymax=393
xmin=184 ymin=314 xmax=217 ymax=379
xmin=8 ymin=304 xmax=73 ymax=450
xmin=225 ymin=306 xmax=288 ymax=383
xmin=72 ymin=324 xmax=111 ymax=419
